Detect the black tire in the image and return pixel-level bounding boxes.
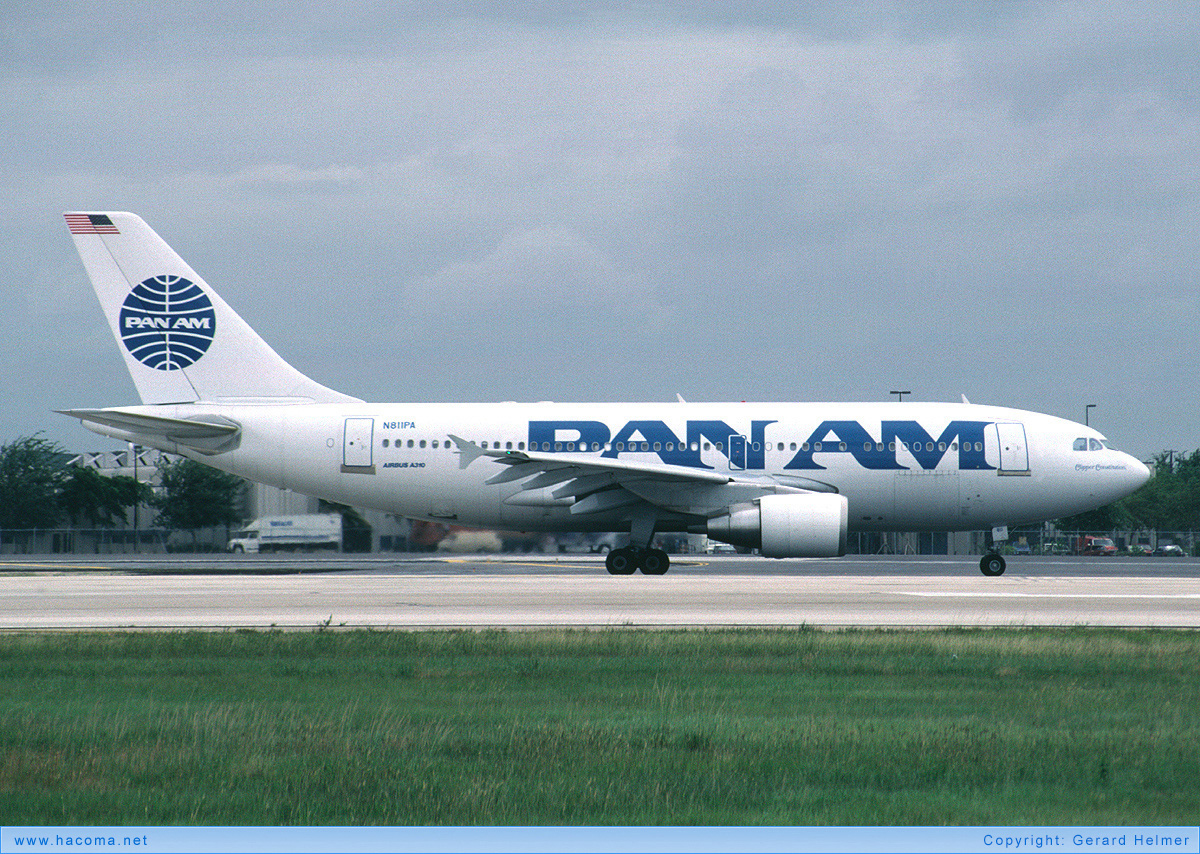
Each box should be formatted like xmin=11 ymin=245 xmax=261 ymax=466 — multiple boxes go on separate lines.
xmin=606 ymin=547 xmax=637 ymax=575
xmin=639 ymin=548 xmax=670 ymax=575
xmin=980 ymin=554 xmax=1006 ymax=576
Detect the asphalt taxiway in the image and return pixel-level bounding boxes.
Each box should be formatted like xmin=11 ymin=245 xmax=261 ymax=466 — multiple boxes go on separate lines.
xmin=2 ymin=554 xmax=1197 ymax=630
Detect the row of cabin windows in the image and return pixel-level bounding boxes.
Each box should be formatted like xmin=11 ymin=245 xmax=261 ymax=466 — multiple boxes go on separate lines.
xmin=378 ymin=438 xmax=984 ymax=454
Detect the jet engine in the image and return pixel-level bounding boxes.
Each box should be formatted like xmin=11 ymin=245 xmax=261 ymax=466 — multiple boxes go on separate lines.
xmin=706 ymin=493 xmax=848 ymax=558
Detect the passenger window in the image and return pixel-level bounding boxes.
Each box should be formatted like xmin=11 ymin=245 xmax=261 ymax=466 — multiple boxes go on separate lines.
xmin=1073 ymin=438 xmax=1088 ymax=451
xmin=419 ymin=440 xmax=426 ymax=449
xmin=518 ymin=442 xmax=525 ymax=450
xmin=382 ymin=439 xmax=389 ymax=448
xmin=432 ymin=440 xmax=439 ymax=449
xmin=407 ymin=439 xmax=414 ymax=448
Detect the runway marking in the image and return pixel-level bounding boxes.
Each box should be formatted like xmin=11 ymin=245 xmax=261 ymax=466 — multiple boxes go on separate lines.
xmin=443 ymin=559 xmax=596 ymax=570
xmin=902 ymin=592 xmax=1200 ymax=599
xmin=0 ymin=562 xmax=112 ymax=570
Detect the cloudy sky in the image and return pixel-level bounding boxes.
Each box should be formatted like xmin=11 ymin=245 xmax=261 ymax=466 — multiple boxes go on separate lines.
xmin=3 ymin=2 xmax=1197 ymax=460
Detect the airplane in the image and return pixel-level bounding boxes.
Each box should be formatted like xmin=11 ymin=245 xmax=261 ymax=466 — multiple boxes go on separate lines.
xmin=59 ymin=211 xmax=1150 ymax=576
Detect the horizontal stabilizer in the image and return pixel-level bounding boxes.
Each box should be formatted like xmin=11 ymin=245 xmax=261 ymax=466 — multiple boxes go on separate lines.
xmin=57 ymin=408 xmax=239 ymax=438
xmin=57 ymin=408 xmax=241 ymax=455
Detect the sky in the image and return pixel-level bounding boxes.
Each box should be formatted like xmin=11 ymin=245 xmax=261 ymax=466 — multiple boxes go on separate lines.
xmin=3 ymin=2 xmax=1198 ymax=461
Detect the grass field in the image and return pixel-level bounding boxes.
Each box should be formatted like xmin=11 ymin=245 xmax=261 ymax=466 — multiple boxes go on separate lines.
xmin=1 ymin=628 xmax=1197 ymax=825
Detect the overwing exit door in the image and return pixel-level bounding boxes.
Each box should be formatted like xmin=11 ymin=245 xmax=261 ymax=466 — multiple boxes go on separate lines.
xmin=728 ymin=434 xmax=747 ymax=470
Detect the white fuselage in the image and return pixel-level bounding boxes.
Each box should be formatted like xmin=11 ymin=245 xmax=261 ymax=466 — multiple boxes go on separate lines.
xmin=124 ymin=400 xmax=1148 ymax=535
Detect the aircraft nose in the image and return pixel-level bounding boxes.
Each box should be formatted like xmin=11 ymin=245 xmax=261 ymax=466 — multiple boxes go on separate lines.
xmin=1118 ymin=454 xmax=1150 ymax=494
xmin=1130 ymin=456 xmax=1151 ymax=489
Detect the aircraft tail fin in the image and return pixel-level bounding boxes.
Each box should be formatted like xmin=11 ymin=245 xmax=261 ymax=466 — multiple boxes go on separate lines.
xmin=64 ymin=211 xmax=358 ymax=405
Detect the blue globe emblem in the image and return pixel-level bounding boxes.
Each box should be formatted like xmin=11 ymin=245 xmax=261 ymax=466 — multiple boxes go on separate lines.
xmin=118 ymin=276 xmax=217 ymax=371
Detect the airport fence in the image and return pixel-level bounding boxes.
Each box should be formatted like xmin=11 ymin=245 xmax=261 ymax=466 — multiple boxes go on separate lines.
xmin=0 ymin=527 xmax=230 ymax=555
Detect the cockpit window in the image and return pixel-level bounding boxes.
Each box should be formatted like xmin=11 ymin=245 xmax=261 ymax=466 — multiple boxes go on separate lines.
xmin=1074 ymin=437 xmax=1109 ymax=452
xmin=1073 ymin=438 xmax=1088 ymax=451
xmin=1090 ymin=438 xmax=1103 ymax=451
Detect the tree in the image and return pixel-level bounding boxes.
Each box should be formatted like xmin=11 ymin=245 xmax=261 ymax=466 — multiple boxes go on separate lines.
xmin=59 ymin=466 xmax=149 ymax=528
xmin=0 ymin=435 xmax=68 ymax=530
xmin=152 ymin=458 xmax=245 ymax=546
xmin=1124 ymin=450 xmax=1200 ymax=533
xmin=1057 ymin=499 xmax=1134 ymax=534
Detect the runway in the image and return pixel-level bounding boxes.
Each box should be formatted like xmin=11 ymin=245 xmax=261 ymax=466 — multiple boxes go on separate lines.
xmin=2 ymin=554 xmax=1198 ymax=630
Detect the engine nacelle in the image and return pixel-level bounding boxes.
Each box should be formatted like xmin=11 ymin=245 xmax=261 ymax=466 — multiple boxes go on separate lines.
xmin=706 ymin=493 xmax=848 ymax=558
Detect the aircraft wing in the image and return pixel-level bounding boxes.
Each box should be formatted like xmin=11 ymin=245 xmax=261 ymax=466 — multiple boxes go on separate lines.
xmin=449 ymin=435 xmax=831 ymax=518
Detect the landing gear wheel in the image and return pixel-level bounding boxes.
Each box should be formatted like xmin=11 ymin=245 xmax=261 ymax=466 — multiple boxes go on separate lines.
xmin=980 ymin=553 xmax=1006 ymax=577
xmin=639 ymin=548 xmax=670 ymax=575
xmin=606 ymin=547 xmax=638 ymax=575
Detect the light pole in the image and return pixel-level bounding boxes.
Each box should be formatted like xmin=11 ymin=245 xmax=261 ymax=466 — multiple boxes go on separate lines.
xmin=890 ymin=390 xmax=911 ymax=402
xmin=131 ymin=443 xmax=140 ymax=554
xmin=1085 ymin=404 xmax=1096 ymax=427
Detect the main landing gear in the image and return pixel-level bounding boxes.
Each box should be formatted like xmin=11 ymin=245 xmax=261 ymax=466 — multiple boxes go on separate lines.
xmin=979 ymin=553 xmax=1007 ymax=577
xmin=606 ymin=546 xmax=670 ymax=575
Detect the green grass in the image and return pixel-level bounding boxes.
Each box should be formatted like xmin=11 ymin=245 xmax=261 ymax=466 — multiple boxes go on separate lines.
xmin=1 ymin=629 xmax=1197 ymax=824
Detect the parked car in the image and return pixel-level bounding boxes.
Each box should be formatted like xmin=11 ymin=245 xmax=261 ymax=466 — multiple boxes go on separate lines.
xmin=1076 ymin=535 xmax=1117 ymax=556
xmin=1153 ymin=544 xmax=1185 ymax=557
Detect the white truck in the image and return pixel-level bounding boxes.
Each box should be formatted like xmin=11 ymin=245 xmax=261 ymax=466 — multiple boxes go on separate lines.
xmin=227 ymin=514 xmax=342 ymax=554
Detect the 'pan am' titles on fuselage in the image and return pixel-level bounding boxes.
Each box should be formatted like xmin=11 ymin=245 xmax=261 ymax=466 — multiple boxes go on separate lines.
xmin=528 ymin=419 xmax=993 ymax=471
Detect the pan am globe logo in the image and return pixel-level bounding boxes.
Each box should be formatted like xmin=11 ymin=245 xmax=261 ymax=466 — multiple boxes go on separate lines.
xmin=119 ymin=275 xmax=217 ymax=370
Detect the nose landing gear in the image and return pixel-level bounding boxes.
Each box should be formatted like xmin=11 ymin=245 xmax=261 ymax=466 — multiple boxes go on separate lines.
xmin=980 ymin=553 xmax=1006 ymax=576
